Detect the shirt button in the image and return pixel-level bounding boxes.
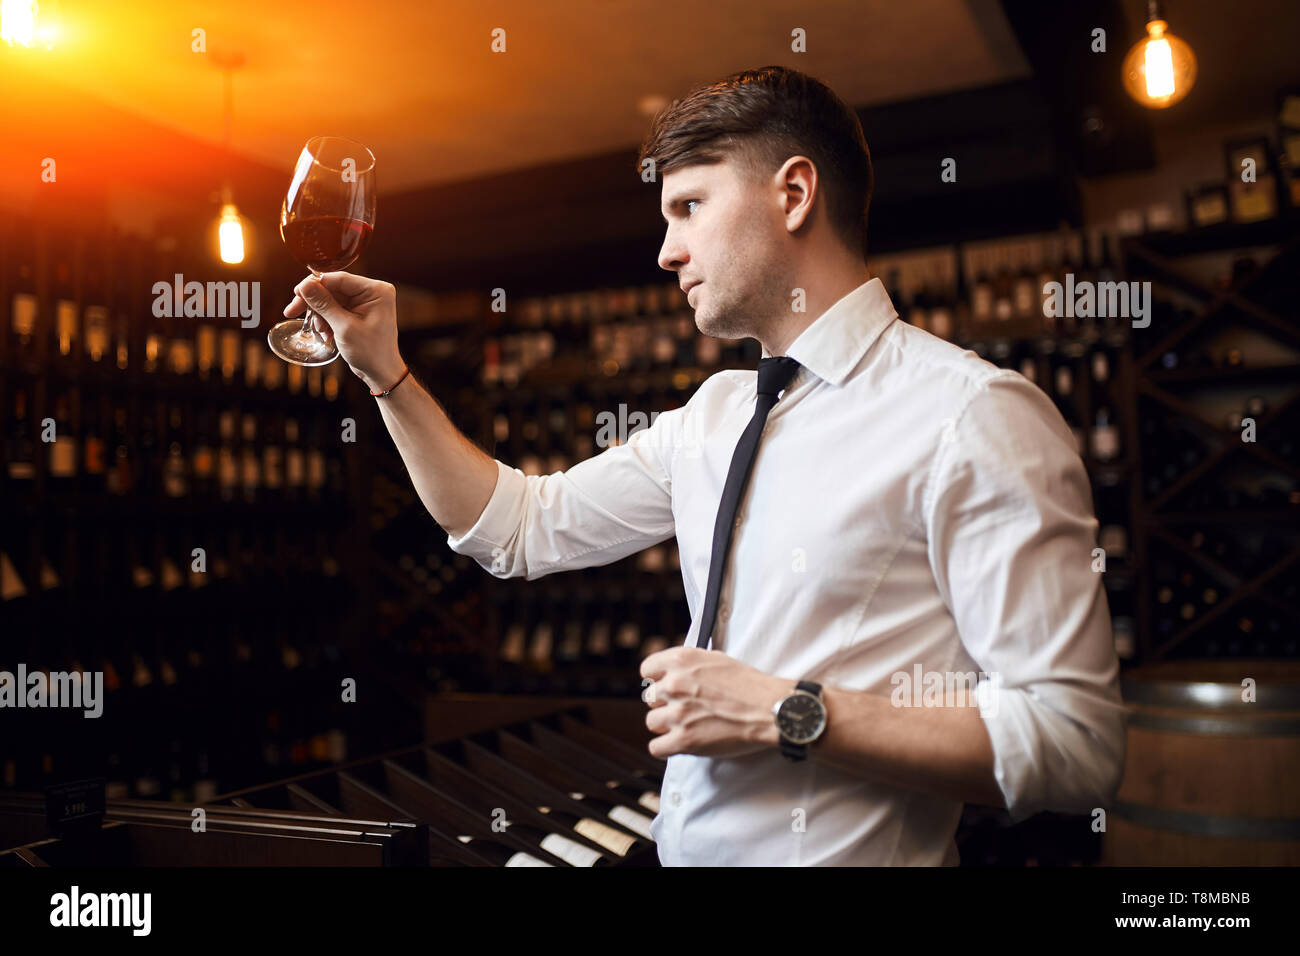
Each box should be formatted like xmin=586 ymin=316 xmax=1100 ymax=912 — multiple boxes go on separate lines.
xmin=734 ymin=509 xmax=744 ymax=526
xmin=671 ymin=790 xmax=683 ymax=806
xmin=719 ymin=605 xmax=730 ymax=622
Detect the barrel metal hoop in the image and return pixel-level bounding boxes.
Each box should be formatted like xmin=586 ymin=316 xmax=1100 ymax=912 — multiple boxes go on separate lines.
xmin=1113 ymin=801 xmax=1300 ymax=840
xmin=1128 ymin=711 xmax=1300 ymax=736
xmin=1121 ymin=678 xmax=1300 ymax=710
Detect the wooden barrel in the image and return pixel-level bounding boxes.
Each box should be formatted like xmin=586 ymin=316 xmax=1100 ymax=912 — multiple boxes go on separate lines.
xmin=1102 ymin=660 xmax=1300 ymax=865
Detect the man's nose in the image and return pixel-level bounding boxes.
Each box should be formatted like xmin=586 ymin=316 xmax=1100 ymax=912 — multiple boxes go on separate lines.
xmin=658 ymin=231 xmax=686 ymax=273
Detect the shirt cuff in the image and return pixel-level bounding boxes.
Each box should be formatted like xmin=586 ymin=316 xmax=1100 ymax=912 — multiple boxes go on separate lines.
xmin=981 ymin=682 xmax=1127 ymax=823
xmin=445 ymin=459 xmax=528 ymax=575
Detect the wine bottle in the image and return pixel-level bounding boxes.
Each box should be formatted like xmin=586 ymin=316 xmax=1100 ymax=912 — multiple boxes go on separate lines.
xmin=261 ymin=411 xmax=284 ymax=504
xmin=217 ymin=410 xmax=237 ymax=502
xmin=1097 ymin=229 xmax=1120 ymax=331
xmin=196 ymin=324 xmax=217 ymax=381
xmin=970 ymin=248 xmax=993 ymax=325
xmin=604 ymin=779 xmax=662 ymax=814
xmin=46 ymin=389 xmax=78 ymax=490
xmin=1077 ymin=229 xmax=1100 ymax=336
xmin=81 ymin=397 xmax=107 ymax=495
xmin=1036 ymin=235 xmax=1061 ymax=333
xmin=565 ymin=790 xmax=656 ymax=840
xmin=219 ymin=328 xmax=240 ymax=383
xmin=613 ymin=605 xmax=643 ymax=667
xmin=527 ymin=600 xmax=555 ymax=673
xmin=500 ymin=597 xmax=528 ymax=665
xmin=106 ymin=402 xmax=132 ymax=495
xmin=6 ymin=388 xmax=36 ymax=482
xmin=585 ymin=603 xmax=612 ymax=661
xmin=163 ymin=404 xmax=188 ymax=499
xmin=535 ymin=804 xmax=641 ymax=857
xmin=456 ymin=834 xmax=553 ymax=867
xmin=191 ymin=405 xmax=216 ymax=499
xmin=82 ymin=242 xmax=111 ymax=365
xmin=506 ymin=821 xmax=612 ymax=867
xmin=7 ymin=218 xmax=38 ymax=357
xmin=240 ymin=413 xmax=260 ymax=502
xmin=51 ymin=237 xmax=79 ymax=365
xmin=1013 ymin=241 xmax=1037 ymax=321
xmin=992 ymin=246 xmax=1014 ymax=322
xmin=1090 ymin=407 xmax=1121 ymax=462
xmin=557 ymin=597 xmax=585 ymax=665
xmin=1059 ymin=233 xmax=1083 ymax=336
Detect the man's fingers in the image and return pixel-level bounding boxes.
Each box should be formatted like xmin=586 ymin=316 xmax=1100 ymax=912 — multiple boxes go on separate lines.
xmin=283 ymin=293 xmax=307 ymax=318
xmin=315 ymin=270 xmax=374 ymax=296
xmin=643 ymin=680 xmax=668 ymax=708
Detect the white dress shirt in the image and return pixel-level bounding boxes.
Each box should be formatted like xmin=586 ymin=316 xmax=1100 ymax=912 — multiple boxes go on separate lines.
xmin=447 ymin=277 xmax=1128 ymax=866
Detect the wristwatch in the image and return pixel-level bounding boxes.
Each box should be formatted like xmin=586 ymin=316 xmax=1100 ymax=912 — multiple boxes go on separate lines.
xmin=772 ymin=680 xmax=827 ymax=762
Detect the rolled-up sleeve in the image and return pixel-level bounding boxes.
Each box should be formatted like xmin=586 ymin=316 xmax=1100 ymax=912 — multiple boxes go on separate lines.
xmin=924 ymin=371 xmax=1128 ymax=822
xmin=446 ymin=404 xmax=683 ymax=580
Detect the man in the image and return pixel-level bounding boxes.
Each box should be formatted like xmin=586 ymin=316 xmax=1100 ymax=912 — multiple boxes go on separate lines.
xmin=283 ymin=65 xmax=1126 ymax=866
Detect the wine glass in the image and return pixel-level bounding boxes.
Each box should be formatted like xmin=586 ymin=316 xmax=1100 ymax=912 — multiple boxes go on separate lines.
xmin=268 ymin=135 xmax=376 ymax=366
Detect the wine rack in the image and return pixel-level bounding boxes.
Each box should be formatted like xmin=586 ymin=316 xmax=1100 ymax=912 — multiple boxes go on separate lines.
xmin=1123 ymin=214 xmax=1300 ymax=661
xmin=0 ymin=216 xmax=390 ymax=801
xmin=0 ymin=702 xmax=663 ymax=867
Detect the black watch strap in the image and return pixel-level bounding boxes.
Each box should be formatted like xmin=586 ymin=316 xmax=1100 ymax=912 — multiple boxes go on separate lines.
xmin=779 ymin=681 xmax=824 ymax=761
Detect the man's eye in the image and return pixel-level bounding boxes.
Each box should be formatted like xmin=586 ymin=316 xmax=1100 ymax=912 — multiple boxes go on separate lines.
xmin=684 ymin=200 xmax=699 ymax=215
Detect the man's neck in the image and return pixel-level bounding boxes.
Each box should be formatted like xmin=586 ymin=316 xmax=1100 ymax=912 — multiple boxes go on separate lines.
xmin=760 ymin=265 xmax=872 ymax=357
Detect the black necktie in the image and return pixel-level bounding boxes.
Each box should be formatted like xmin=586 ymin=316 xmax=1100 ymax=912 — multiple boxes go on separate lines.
xmin=694 ymin=356 xmax=802 ymax=650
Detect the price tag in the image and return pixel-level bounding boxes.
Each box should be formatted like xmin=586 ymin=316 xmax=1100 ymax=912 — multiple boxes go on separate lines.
xmin=45 ymin=778 xmax=106 ymax=837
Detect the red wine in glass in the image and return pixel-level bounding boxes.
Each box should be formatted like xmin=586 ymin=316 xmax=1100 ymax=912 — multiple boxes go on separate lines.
xmin=281 ymin=216 xmax=373 ymax=274
xmin=268 ymin=136 xmax=377 ymax=366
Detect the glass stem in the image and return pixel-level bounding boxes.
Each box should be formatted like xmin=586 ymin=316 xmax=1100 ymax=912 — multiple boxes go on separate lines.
xmin=300 ymin=271 xmax=322 ymax=335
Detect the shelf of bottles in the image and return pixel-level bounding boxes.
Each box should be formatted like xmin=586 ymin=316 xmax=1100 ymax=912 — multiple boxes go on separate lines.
xmin=1122 ymin=216 xmax=1300 ymax=662
xmin=0 ymin=216 xmax=381 ymax=803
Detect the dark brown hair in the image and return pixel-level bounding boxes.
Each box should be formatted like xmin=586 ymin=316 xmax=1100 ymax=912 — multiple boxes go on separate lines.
xmin=636 ymin=65 xmax=873 ymax=259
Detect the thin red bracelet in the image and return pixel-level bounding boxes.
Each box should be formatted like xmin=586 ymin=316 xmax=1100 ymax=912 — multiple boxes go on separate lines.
xmin=370 ymin=364 xmax=411 ymax=397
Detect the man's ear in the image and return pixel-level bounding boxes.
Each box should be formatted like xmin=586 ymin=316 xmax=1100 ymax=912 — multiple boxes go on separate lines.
xmin=777 ymin=156 xmax=818 ymax=234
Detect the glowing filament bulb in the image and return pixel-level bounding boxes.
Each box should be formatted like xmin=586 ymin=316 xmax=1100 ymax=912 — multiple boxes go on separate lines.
xmin=218 ymin=204 xmax=246 ymax=265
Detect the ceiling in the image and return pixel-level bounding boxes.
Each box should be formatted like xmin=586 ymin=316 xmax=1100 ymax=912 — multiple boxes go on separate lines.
xmin=2 ymin=0 xmax=1030 ymax=192
xmin=3 ymin=0 xmax=1298 ymax=294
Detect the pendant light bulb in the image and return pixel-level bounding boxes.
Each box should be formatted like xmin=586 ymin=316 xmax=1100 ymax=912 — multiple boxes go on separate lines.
xmin=1122 ymin=3 xmax=1197 ymax=109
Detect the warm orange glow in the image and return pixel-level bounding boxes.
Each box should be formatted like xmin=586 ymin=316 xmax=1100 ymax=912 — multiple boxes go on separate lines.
xmin=218 ymin=203 xmax=246 ymax=264
xmin=1123 ymin=17 xmax=1197 ymax=109
xmin=1 ymin=0 xmax=37 ymax=47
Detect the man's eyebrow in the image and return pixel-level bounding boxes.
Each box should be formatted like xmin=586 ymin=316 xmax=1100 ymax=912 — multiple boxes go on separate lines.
xmin=660 ymin=194 xmax=689 ymax=222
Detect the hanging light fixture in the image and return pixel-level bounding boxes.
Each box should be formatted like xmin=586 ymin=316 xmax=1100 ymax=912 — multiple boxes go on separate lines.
xmin=1122 ymin=0 xmax=1197 ymax=109
xmin=0 ymin=0 xmax=35 ymax=46
xmin=212 ymin=51 xmax=249 ymax=265
xmin=1 ymin=0 xmax=62 ymax=50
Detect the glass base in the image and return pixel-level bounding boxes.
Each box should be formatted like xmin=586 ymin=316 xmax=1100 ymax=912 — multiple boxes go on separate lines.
xmin=267 ymin=318 xmax=339 ymax=366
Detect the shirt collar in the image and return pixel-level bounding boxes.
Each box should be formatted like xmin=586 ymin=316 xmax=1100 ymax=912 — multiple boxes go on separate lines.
xmin=759 ymin=277 xmax=897 ymax=387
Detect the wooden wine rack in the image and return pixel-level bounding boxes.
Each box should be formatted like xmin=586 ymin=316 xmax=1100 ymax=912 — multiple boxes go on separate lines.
xmin=1122 ymin=215 xmax=1300 ymax=660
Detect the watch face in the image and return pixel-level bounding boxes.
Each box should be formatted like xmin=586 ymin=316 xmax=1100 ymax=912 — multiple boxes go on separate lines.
xmin=776 ymin=692 xmax=826 ymax=745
